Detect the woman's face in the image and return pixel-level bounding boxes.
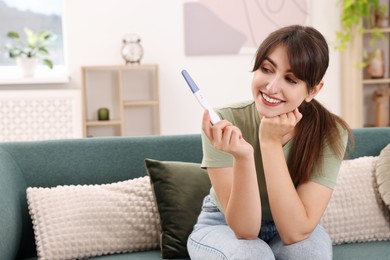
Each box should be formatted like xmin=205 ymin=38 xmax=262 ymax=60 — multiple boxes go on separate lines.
xmin=252 ymin=45 xmax=315 ymax=118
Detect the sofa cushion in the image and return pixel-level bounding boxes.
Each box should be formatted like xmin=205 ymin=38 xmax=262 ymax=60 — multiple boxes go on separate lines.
xmin=144 ymin=159 xmax=211 ymax=259
xmin=26 ymin=176 xmax=160 ymax=260
xmin=376 ymin=144 xmax=390 ymax=209
xmin=320 ymin=156 xmax=390 ymax=245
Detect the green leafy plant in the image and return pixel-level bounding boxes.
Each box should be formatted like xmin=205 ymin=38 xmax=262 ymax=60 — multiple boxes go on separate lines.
xmin=5 ymin=27 xmax=57 ymax=69
xmin=336 ymin=0 xmax=386 ymax=51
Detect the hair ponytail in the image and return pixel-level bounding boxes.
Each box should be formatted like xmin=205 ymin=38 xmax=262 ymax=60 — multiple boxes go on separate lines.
xmin=289 ymin=99 xmax=352 ymax=185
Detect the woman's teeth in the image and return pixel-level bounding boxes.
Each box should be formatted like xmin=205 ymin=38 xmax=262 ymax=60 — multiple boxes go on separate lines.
xmin=262 ymin=93 xmax=282 ymax=104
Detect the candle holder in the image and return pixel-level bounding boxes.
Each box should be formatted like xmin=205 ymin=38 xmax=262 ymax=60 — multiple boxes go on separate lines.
xmin=98 ymin=108 xmax=109 ymax=121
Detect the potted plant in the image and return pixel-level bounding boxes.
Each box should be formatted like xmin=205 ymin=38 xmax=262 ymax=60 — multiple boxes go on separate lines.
xmin=5 ymin=27 xmax=56 ymax=77
xmin=335 ymin=0 xmax=386 ymax=51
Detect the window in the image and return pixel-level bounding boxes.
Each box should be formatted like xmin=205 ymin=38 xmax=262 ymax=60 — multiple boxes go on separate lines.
xmin=0 ymin=0 xmax=65 ymax=81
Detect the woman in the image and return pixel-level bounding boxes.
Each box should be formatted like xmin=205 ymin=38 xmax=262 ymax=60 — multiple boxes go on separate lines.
xmin=187 ymin=25 xmax=352 ymax=259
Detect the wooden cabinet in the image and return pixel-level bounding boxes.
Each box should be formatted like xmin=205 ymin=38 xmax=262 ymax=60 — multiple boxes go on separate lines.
xmin=81 ymin=64 xmax=160 ymax=137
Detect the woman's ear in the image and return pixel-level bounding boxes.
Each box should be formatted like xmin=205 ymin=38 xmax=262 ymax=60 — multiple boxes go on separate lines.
xmin=305 ymin=81 xmax=324 ymax=102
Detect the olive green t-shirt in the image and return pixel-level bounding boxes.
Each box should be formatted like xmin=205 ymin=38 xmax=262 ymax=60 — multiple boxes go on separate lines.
xmin=201 ymin=100 xmax=348 ymax=221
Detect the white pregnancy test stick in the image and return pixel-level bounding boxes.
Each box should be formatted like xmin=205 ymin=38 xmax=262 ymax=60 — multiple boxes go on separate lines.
xmin=181 ymin=70 xmax=221 ymax=124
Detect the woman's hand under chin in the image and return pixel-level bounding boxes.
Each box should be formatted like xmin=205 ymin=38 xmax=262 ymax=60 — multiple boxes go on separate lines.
xmin=259 ymin=108 xmax=303 ymax=145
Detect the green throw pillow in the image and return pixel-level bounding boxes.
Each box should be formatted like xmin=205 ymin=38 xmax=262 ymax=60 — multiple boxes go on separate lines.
xmin=376 ymin=143 xmax=390 ymax=209
xmin=144 ymin=159 xmax=211 ymax=259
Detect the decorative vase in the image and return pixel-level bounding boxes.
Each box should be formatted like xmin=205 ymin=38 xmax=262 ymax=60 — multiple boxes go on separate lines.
xmin=369 ymin=8 xmax=384 ymax=28
xmin=366 ymin=48 xmax=385 ymax=79
xmin=16 ymin=57 xmax=38 ymax=77
xmin=372 ymin=88 xmax=390 ymax=127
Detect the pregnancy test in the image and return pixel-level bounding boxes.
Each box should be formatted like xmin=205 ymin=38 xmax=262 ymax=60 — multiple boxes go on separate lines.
xmin=181 ymin=69 xmax=221 ymax=124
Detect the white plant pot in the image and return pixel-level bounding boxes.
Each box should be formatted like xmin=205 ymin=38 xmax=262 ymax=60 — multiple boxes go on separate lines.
xmin=16 ymin=57 xmax=38 ymax=77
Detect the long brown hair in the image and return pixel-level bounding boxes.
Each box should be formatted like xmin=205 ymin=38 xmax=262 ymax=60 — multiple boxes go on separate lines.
xmin=253 ymin=25 xmax=353 ymax=185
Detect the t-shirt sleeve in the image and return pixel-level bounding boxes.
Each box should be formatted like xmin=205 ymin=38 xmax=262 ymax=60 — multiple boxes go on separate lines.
xmin=309 ymin=129 xmax=349 ymax=189
xmin=200 ymin=130 xmax=233 ymax=168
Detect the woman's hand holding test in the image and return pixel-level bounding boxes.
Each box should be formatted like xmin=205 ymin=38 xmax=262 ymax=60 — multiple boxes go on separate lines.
xmin=202 ymin=110 xmax=261 ymax=239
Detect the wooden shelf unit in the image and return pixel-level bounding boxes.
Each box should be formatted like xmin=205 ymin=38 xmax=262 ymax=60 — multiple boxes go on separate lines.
xmin=81 ymin=64 xmax=160 ymax=137
xmin=341 ymin=5 xmax=390 ymax=128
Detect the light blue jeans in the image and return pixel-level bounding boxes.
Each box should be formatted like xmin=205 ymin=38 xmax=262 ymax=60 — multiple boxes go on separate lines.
xmin=187 ymin=195 xmax=332 ymax=260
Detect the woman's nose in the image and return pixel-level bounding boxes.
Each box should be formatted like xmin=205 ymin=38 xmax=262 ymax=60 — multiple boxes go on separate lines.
xmin=266 ymin=76 xmax=281 ymax=94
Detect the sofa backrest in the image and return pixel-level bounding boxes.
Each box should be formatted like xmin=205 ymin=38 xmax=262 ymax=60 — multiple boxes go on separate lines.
xmin=1 ymin=127 xmax=389 ymax=259
xmin=2 ymin=134 xmax=203 ymax=188
xmin=349 ymin=127 xmax=390 ymax=159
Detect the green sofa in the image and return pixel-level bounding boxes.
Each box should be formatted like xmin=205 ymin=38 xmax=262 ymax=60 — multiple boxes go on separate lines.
xmin=1 ymin=127 xmax=390 ymax=260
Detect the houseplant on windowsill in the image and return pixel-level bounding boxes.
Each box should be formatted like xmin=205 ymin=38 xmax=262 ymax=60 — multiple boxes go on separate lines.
xmin=5 ymin=27 xmax=56 ymax=77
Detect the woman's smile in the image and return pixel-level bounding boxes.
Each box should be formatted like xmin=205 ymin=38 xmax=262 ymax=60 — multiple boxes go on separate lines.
xmin=261 ymin=92 xmax=284 ymax=106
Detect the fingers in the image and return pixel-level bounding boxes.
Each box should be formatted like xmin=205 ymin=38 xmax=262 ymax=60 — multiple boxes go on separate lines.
xmin=229 ymin=128 xmax=242 ymax=147
xmin=202 ymin=110 xmax=212 ymax=136
xmin=260 ymin=108 xmax=303 ymax=143
xmin=280 ymin=108 xmax=302 ymax=125
xmin=219 ymin=125 xmax=243 ymax=151
xmin=294 ymin=107 xmax=303 ymax=122
xmin=286 ymin=108 xmax=302 ymax=125
xmin=202 ymin=110 xmax=232 ymax=143
xmin=202 ymin=110 xmax=244 ymax=152
xmin=261 ymin=108 xmax=302 ymax=132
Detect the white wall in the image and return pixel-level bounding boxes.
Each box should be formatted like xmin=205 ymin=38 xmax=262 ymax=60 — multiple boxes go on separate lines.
xmin=62 ymin=0 xmax=341 ymax=135
xmin=310 ymin=0 xmax=342 ymax=115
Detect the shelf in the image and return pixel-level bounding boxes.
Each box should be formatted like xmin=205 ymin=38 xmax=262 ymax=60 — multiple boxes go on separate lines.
xmin=123 ymin=100 xmax=159 ymax=106
xmin=82 ymin=64 xmax=157 ymax=71
xmin=82 ymin=64 xmax=160 ymax=137
xmin=341 ymin=1 xmax=390 ymax=128
xmin=363 ymin=78 xmax=390 ymax=84
xmin=86 ymin=120 xmax=122 ymax=126
xmin=121 ymin=64 xmax=158 ymax=70
xmin=364 ymin=27 xmax=390 ymax=34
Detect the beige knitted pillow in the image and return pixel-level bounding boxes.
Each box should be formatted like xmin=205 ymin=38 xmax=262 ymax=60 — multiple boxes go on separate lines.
xmin=320 ymin=156 xmax=390 ymax=245
xmin=376 ymin=144 xmax=390 ymax=209
xmin=26 ymin=176 xmax=160 ymax=260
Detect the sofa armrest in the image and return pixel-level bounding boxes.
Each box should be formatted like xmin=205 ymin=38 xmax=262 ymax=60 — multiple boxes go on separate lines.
xmin=0 ymin=149 xmax=27 ymax=260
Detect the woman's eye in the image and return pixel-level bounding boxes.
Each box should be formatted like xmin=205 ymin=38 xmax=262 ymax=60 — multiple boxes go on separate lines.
xmin=261 ymin=66 xmax=271 ymax=73
xmin=285 ymin=77 xmax=297 ymax=84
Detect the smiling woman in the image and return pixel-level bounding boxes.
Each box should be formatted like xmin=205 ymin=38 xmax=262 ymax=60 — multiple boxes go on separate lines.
xmin=0 ymin=0 xmax=64 ymax=67
xmin=187 ymin=25 xmax=353 ymax=260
